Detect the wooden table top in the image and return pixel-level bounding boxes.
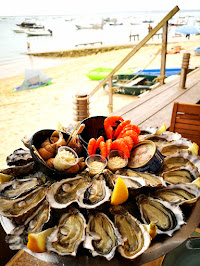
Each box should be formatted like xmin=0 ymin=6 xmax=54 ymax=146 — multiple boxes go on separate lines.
xmin=112 ymin=67 xmax=200 ymax=129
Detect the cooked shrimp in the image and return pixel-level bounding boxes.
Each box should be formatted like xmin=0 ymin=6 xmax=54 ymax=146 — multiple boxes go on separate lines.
xmin=113 ymin=120 xmax=131 ymax=139
xmin=95 ymin=136 xmax=104 ymax=151
xmin=121 ymin=130 xmax=139 ymax=145
xmin=104 ymin=116 xmax=124 ymax=140
xmin=122 ymin=136 xmax=134 ymax=152
xmin=99 ymin=141 xmax=107 ymax=159
xmin=117 ymin=124 xmax=140 ymax=139
xmin=106 ymin=139 xmax=112 ymax=157
xmin=111 ymin=139 xmax=130 ymax=158
xmin=87 ymin=138 xmax=97 ymax=155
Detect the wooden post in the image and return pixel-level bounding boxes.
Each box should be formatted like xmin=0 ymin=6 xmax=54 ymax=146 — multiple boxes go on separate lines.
xmin=160 ymin=22 xmax=168 ymax=85
xmin=179 ymin=53 xmax=190 ymax=89
xmin=108 ymin=77 xmax=113 ymax=113
xmin=73 ymin=92 xmax=90 ymax=122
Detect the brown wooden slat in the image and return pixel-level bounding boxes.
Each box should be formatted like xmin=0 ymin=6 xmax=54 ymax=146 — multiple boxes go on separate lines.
xmin=174 ymin=123 xmax=200 ymax=132
xmin=177 ymin=103 xmax=200 ymax=115
xmin=169 ymin=102 xmax=178 ymax=131
xmin=176 ymin=117 xmax=200 ymax=125
xmin=174 ymin=129 xmax=200 ymax=139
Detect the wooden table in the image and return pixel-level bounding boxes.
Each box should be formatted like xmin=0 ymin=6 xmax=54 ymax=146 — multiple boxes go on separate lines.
xmin=112 ymin=67 xmax=200 ymax=128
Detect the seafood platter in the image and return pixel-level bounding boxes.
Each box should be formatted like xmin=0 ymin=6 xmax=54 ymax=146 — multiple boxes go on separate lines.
xmin=0 ymin=115 xmax=200 ymax=266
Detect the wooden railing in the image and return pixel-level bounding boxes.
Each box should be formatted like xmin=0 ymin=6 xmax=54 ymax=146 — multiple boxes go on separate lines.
xmin=75 ymin=6 xmax=180 ymax=116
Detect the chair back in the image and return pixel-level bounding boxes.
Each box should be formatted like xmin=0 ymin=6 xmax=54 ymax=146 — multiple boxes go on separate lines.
xmin=169 ymin=102 xmax=200 ymax=154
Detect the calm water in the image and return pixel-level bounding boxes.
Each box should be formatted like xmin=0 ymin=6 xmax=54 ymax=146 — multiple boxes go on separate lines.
xmin=0 ymin=10 xmax=199 ymax=78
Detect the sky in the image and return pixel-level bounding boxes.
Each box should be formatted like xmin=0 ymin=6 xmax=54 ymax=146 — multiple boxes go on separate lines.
xmin=0 ymin=0 xmax=200 ymax=16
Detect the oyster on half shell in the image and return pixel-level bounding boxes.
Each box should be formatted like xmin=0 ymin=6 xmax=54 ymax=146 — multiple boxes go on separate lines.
xmin=154 ymin=183 xmax=200 ymax=205
xmin=110 ymin=205 xmax=151 ymax=260
xmin=83 ymin=212 xmax=122 ymax=261
xmin=137 ymin=195 xmax=185 ymax=236
xmin=46 ymin=176 xmax=89 ymax=209
xmin=0 ymin=178 xmax=42 ymax=199
xmin=0 ymin=186 xmax=46 ymax=219
xmin=76 ymin=173 xmax=111 ymax=209
xmin=160 ymin=165 xmax=199 ymax=184
xmin=46 ymin=207 xmax=86 ymax=256
xmin=158 ymin=139 xmax=192 ymax=156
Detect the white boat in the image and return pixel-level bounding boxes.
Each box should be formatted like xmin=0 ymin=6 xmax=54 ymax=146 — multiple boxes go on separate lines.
xmin=26 ymin=29 xmax=53 ymax=36
xmin=13 ymin=27 xmax=26 ymax=33
xmin=13 ymin=23 xmax=45 ymax=33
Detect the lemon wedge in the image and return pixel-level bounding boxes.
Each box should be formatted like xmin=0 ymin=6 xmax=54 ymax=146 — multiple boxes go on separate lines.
xmin=57 ymin=122 xmax=63 ymax=130
xmin=192 ymin=177 xmax=200 ymax=188
xmin=145 ymin=222 xmax=157 ymax=239
xmin=0 ymin=173 xmax=12 ymax=184
xmin=111 ymin=177 xmax=129 ymax=205
xmin=27 ymin=226 xmax=57 ymax=253
xmin=156 ymin=123 xmax=167 ymax=134
xmin=188 ymin=142 xmax=199 ymax=155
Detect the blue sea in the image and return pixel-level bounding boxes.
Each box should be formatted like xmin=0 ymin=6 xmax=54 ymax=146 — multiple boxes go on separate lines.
xmin=0 ymin=10 xmax=199 ymax=79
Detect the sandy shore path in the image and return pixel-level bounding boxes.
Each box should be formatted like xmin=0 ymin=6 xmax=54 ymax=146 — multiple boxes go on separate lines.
xmin=0 ymin=37 xmax=200 ymax=168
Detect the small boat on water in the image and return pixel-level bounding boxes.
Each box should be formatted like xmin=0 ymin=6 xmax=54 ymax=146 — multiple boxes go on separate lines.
xmin=26 ymin=28 xmax=53 ymax=36
xmin=13 ymin=21 xmax=45 ymax=33
xmin=194 ymin=47 xmax=200 ymax=56
xmin=104 ymin=74 xmax=158 ymax=96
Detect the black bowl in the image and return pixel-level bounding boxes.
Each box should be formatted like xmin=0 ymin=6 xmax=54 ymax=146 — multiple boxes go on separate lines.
xmin=79 ymin=116 xmax=107 ymax=148
xmin=29 ymin=129 xmax=76 ymax=179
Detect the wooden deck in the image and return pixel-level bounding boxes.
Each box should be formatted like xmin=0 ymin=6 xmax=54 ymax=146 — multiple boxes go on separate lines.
xmin=112 ymin=67 xmax=200 ymax=129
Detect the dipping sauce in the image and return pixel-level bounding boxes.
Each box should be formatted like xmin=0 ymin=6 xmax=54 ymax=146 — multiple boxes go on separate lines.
xmin=89 ymin=161 xmax=105 ymax=176
xmin=53 ymin=147 xmax=78 ymax=171
xmin=107 ymin=156 xmax=127 ymax=172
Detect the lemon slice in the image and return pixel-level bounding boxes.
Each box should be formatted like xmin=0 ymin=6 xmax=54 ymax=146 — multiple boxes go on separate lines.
xmin=144 ymin=222 xmax=157 ymax=239
xmin=188 ymin=142 xmax=199 ymax=155
xmin=111 ymin=177 xmax=129 ymax=205
xmin=27 ymin=226 xmax=57 ymax=253
xmin=156 ymin=123 xmax=166 ymax=134
xmin=192 ymin=177 xmax=200 ymax=188
xmin=0 ymin=173 xmax=12 ymax=184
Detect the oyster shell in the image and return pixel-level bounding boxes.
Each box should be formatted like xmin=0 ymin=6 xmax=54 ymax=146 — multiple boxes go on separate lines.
xmin=46 ymin=207 xmax=86 ymax=256
xmin=163 ymin=151 xmax=200 ymax=173
xmin=137 ymin=195 xmax=185 ymax=236
xmin=110 ymin=206 xmax=151 ymax=260
xmin=103 ymin=169 xmax=146 ymax=189
xmin=117 ymin=169 xmax=166 ymax=187
xmin=158 ymin=139 xmax=193 ymax=156
xmin=6 ymin=148 xmax=33 ymax=166
xmin=83 ymin=212 xmax=122 ymax=261
xmin=46 ymin=176 xmax=89 ymax=209
xmin=0 ymin=161 xmax=35 ymax=177
xmin=154 ymin=183 xmax=200 ymax=205
xmin=0 ymin=178 xmax=42 ymax=199
xmin=160 ymin=165 xmax=199 ymax=184
xmin=0 ymin=186 xmax=46 ymax=219
xmin=76 ymin=174 xmax=111 ymax=209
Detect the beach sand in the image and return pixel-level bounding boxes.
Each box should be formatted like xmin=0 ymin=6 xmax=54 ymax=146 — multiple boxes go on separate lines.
xmin=0 ymin=37 xmax=200 ymax=168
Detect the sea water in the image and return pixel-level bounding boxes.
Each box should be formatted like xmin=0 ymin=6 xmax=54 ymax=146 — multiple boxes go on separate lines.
xmin=0 ymin=10 xmax=199 ymax=79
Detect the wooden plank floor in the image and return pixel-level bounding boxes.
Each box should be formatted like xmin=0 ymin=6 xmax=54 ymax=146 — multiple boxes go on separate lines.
xmin=112 ymin=67 xmax=200 ymax=128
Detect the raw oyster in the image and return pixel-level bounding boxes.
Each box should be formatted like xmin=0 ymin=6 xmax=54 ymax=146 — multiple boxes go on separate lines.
xmin=46 ymin=207 xmax=86 ymax=256
xmin=0 ymin=161 xmax=36 ymax=177
xmin=110 ymin=205 xmax=151 ymax=260
xmin=158 ymin=139 xmax=192 ymax=156
xmin=0 ymin=186 xmax=46 ymax=220
xmin=141 ymin=132 xmax=182 ymax=148
xmin=76 ymin=174 xmax=111 ymax=209
xmin=83 ymin=212 xmax=122 ymax=261
xmin=137 ymin=195 xmax=185 ymax=236
xmin=6 ymin=148 xmax=33 ymax=166
xmin=46 ymin=176 xmax=89 ymax=209
xmin=154 ymin=183 xmax=200 ymax=205
xmin=117 ymin=169 xmax=166 ymax=187
xmin=103 ymin=169 xmax=146 ymax=189
xmin=160 ymin=165 xmax=199 ymax=184
xmin=0 ymin=178 xmax=42 ymax=199
xmin=6 ymin=200 xmax=50 ymax=250
xmin=163 ymin=151 xmax=200 ymax=173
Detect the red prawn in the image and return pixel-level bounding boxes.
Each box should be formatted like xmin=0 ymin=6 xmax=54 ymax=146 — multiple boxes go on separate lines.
xmin=106 ymin=139 xmax=112 ymax=157
xmin=113 ymin=120 xmax=131 ymax=139
xmin=121 ymin=130 xmax=139 ymax=145
xmin=95 ymin=136 xmax=104 ymax=151
xmin=122 ymin=136 xmax=134 ymax=152
xmin=99 ymin=141 xmax=107 ymax=159
xmin=87 ymin=138 xmax=97 ymax=155
xmin=104 ymin=116 xmax=124 ymax=140
xmin=117 ymin=124 xmax=140 ymax=139
xmin=111 ymin=139 xmax=130 ymax=158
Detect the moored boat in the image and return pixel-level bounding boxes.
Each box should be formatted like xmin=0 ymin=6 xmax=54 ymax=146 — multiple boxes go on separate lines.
xmin=26 ymin=29 xmax=53 ymax=36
